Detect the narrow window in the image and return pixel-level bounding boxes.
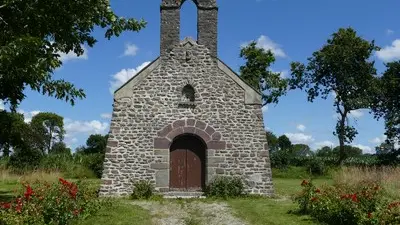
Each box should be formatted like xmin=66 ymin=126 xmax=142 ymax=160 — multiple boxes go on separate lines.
xmin=180 ymin=0 xmax=197 ymax=40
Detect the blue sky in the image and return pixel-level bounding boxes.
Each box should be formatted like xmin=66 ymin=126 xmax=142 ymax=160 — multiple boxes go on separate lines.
xmin=1 ymin=0 xmax=400 ymax=153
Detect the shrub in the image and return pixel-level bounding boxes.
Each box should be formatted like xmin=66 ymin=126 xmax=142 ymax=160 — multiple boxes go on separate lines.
xmin=307 ymin=158 xmax=326 ymax=176
xmin=293 ymin=179 xmax=400 ymax=225
xmin=130 ymin=180 xmax=154 ymax=200
xmin=204 ymin=176 xmax=245 ymax=199
xmin=0 ymin=178 xmax=103 ymax=225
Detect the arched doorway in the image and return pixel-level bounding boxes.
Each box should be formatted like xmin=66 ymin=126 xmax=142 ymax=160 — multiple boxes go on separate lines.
xmin=169 ymin=134 xmax=206 ymax=191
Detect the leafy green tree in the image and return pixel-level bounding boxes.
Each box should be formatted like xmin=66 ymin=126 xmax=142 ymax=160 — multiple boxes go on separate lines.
xmin=278 ymin=135 xmax=292 ymax=151
xmin=291 ymin=144 xmax=313 ymax=157
xmin=371 ymin=61 xmax=400 ymax=144
xmin=332 ymin=145 xmax=363 ymax=159
xmin=0 ymin=0 xmax=146 ymax=111
xmin=316 ymin=146 xmax=334 ymax=157
xmin=49 ymin=142 xmax=71 ymax=156
xmin=84 ymin=134 xmax=109 ymax=154
xmin=290 ymin=27 xmax=379 ymax=164
xmin=239 ymin=42 xmax=288 ymax=105
xmin=0 ymin=111 xmax=34 ymax=156
xmin=266 ymin=131 xmax=279 ymax=152
xmin=30 ymin=112 xmax=65 ymax=154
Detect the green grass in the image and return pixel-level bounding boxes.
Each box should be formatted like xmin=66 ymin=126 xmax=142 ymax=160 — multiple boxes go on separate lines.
xmin=226 ymin=178 xmax=332 ymax=225
xmin=228 ymin=198 xmax=316 ymax=225
xmin=75 ymin=200 xmax=152 ymax=225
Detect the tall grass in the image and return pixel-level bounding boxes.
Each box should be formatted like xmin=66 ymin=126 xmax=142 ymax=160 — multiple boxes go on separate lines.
xmin=333 ymin=166 xmax=400 ymax=198
xmin=0 ymin=169 xmax=61 ymax=185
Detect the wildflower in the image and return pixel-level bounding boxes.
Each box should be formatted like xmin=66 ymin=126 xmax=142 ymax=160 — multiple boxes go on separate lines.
xmin=311 ymin=197 xmax=318 ymax=202
xmin=301 ymin=180 xmax=309 ymax=186
xmin=24 ymin=185 xmax=34 ymax=201
xmin=351 ymin=193 xmax=358 ymax=202
xmin=73 ymin=209 xmax=79 ymax=216
xmin=368 ymin=212 xmax=372 ymax=218
xmin=1 ymin=202 xmax=11 ymax=209
xmin=315 ymin=188 xmax=321 ymax=193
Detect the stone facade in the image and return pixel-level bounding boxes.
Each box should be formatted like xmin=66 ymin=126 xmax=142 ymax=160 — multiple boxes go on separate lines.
xmin=99 ymin=0 xmax=274 ymax=197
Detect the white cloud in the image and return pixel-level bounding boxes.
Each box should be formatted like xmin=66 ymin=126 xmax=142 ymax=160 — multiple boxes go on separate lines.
xmin=122 ymin=43 xmax=139 ymax=57
xmin=18 ymin=110 xmax=41 ymax=123
xmin=284 ymin=133 xmax=315 ymax=144
xmin=101 ymin=113 xmax=112 ymax=119
xmin=58 ymin=45 xmax=88 ymax=63
xmin=64 ymin=118 xmax=109 ymax=135
xmin=296 ymin=124 xmax=306 ymax=132
xmin=333 ymin=109 xmax=365 ymax=120
xmin=109 ymin=61 xmax=151 ymax=94
xmin=242 ymin=35 xmax=287 ymax=58
xmin=262 ymin=105 xmax=268 ymax=113
xmin=314 ymin=141 xmax=335 ymax=148
xmin=387 ymin=29 xmax=394 ymax=35
xmin=352 ymin=144 xmax=375 ymax=154
xmin=369 ymin=135 xmax=387 ymax=145
xmin=376 ymin=39 xmax=400 ymax=62
xmin=0 ymin=100 xmax=4 ymax=110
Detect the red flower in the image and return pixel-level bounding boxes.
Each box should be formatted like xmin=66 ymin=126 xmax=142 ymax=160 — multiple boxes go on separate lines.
xmin=311 ymin=197 xmax=318 ymax=202
xmin=368 ymin=212 xmax=372 ymax=218
xmin=1 ymin=202 xmax=11 ymax=209
xmin=388 ymin=202 xmax=400 ymax=209
xmin=24 ymin=185 xmax=34 ymax=200
xmin=351 ymin=193 xmax=358 ymax=202
xmin=73 ymin=209 xmax=79 ymax=216
xmin=315 ymin=188 xmax=321 ymax=193
xmin=301 ymin=180 xmax=309 ymax=186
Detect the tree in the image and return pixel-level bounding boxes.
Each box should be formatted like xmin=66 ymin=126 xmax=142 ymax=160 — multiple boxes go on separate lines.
xmin=30 ymin=112 xmax=65 ymax=154
xmin=290 ymin=27 xmax=380 ymax=164
xmin=84 ymin=134 xmax=109 ymax=154
xmin=0 ymin=111 xmax=27 ymax=156
xmin=316 ymin=146 xmax=334 ymax=157
xmin=371 ymin=61 xmax=400 ymax=145
xmin=49 ymin=142 xmax=71 ymax=156
xmin=278 ymin=135 xmax=292 ymax=151
xmin=239 ymin=42 xmax=288 ymax=105
xmin=332 ymin=145 xmax=363 ymax=159
xmin=0 ymin=0 xmax=146 ymax=111
xmin=266 ymin=131 xmax=279 ymax=152
xmin=291 ymin=144 xmax=313 ymax=157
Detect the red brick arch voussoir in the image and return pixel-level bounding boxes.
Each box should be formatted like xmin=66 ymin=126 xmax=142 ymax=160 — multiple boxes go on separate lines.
xmin=154 ymin=119 xmax=226 ymax=150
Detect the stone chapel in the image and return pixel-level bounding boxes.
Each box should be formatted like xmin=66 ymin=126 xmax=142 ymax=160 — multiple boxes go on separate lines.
xmin=100 ymin=0 xmax=274 ymax=197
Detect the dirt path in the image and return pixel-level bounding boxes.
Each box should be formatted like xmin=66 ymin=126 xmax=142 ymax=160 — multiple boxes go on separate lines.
xmin=132 ymin=200 xmax=247 ymax=225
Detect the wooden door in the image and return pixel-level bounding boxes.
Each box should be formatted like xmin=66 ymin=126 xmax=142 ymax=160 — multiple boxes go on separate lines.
xmin=169 ymin=135 xmax=204 ymax=191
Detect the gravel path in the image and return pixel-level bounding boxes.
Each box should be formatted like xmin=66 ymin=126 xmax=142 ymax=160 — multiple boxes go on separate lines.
xmin=132 ymin=200 xmax=247 ymax=225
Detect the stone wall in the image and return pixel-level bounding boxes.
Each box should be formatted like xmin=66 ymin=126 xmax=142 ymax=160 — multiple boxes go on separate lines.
xmin=99 ymin=38 xmax=274 ymax=196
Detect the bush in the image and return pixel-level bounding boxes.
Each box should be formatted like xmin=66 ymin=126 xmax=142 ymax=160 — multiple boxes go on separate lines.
xmin=204 ymin=176 xmax=245 ymax=199
xmin=74 ymin=153 xmax=104 ymax=179
xmin=130 ymin=180 xmax=154 ymax=200
xmin=293 ymin=179 xmax=400 ymax=225
xmin=0 ymin=178 xmax=103 ymax=225
xmin=307 ymin=158 xmax=326 ymax=176
xmin=270 ymin=150 xmax=291 ymax=169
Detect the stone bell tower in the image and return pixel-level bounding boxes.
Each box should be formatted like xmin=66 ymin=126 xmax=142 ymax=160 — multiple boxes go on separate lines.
xmin=160 ymin=0 xmax=218 ymax=58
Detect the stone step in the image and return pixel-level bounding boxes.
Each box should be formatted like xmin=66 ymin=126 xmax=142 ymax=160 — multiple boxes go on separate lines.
xmin=162 ymin=191 xmax=205 ymax=199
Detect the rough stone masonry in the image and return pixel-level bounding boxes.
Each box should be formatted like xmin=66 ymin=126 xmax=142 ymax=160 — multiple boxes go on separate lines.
xmin=99 ymin=0 xmax=274 ymax=197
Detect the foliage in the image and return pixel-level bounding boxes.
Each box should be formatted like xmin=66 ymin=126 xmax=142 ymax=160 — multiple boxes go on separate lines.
xmin=0 ymin=0 xmax=146 ymax=111
xmin=8 ymin=148 xmax=44 ymax=172
xmin=49 ymin=142 xmax=71 ymax=156
xmin=266 ymin=131 xmax=279 ymax=152
xmin=290 ymin=27 xmax=380 ymax=164
xmin=204 ymin=176 xmax=245 ymax=199
xmin=270 ymin=149 xmax=291 ymax=169
xmin=292 ymin=144 xmax=314 ymax=157
xmin=306 ymin=158 xmax=326 ymax=176
xmin=239 ymin=42 xmax=288 ymax=105
xmin=130 ymin=180 xmax=154 ymax=200
xmin=84 ymin=134 xmax=109 ymax=155
xmin=371 ymin=61 xmax=400 ymax=145
xmin=74 ymin=153 xmax=105 ymax=179
xmin=278 ymin=135 xmax=292 ymax=150
xmin=0 ymin=178 xmax=103 ymax=225
xmin=294 ymin=179 xmax=400 ymax=225
xmin=30 ymin=112 xmax=65 ymax=154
